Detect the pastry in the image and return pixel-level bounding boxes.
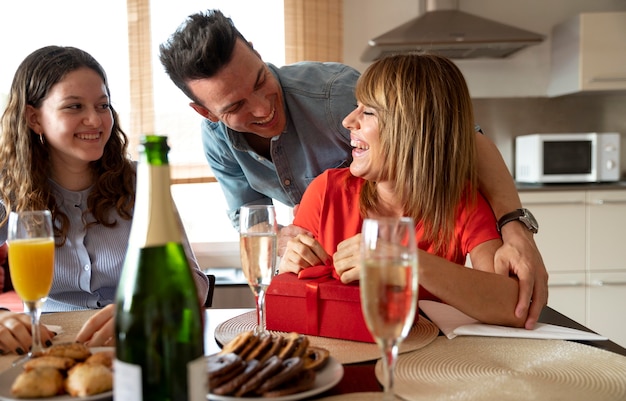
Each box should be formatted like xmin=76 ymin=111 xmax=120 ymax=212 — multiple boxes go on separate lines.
xmin=23 ymin=355 xmax=76 ymax=371
xmin=11 ymin=367 xmax=65 ymax=398
xmin=65 ymin=363 xmax=113 ymax=397
xmin=43 ymin=342 xmax=92 ymax=361
xmin=85 ymin=349 xmax=114 ymax=369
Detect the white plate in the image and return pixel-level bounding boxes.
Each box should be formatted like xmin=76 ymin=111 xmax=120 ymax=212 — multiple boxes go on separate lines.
xmin=207 ymin=356 xmax=344 ymax=401
xmin=0 ymin=347 xmax=113 ymax=401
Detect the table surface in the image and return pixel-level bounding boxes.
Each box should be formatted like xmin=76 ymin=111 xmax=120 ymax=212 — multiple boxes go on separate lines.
xmin=0 ymin=306 xmax=624 ymax=397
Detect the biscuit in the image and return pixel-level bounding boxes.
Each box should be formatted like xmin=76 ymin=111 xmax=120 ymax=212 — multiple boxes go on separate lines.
xmin=277 ymin=332 xmax=301 ymax=359
xmin=257 ymin=334 xmax=284 ymax=364
xmin=291 ymin=335 xmax=309 ymax=358
xmin=237 ymin=333 xmax=261 ymax=360
xmin=212 ymin=358 xmax=263 ymax=396
xmin=303 ymin=346 xmax=330 ymax=371
xmin=261 ymin=368 xmax=316 ymax=398
xmin=235 ymin=355 xmax=283 ymax=397
xmin=256 ymin=356 xmax=305 ymax=394
xmin=209 ymin=362 xmax=246 ymax=389
xmin=220 ymin=330 xmax=254 ymax=355
xmin=206 ymin=352 xmax=243 ymax=377
xmin=245 ymin=332 xmax=273 ymax=362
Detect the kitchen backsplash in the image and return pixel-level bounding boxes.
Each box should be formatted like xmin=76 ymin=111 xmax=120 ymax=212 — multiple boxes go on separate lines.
xmin=473 ymin=93 xmax=626 ymax=180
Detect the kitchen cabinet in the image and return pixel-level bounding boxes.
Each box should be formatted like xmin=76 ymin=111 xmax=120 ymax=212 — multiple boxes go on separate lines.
xmin=520 ymin=188 xmax=626 ymax=347
xmin=548 ymin=12 xmax=626 ymax=97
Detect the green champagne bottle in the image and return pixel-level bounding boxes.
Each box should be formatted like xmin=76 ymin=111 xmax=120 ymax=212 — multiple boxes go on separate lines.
xmin=114 ymin=135 xmax=205 ymax=401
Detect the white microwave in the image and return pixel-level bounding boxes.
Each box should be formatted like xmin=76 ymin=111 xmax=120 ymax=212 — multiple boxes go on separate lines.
xmin=515 ymin=133 xmax=621 ymax=183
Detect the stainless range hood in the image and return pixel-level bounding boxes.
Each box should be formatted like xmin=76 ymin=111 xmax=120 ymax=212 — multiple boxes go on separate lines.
xmin=361 ymin=0 xmax=545 ymax=61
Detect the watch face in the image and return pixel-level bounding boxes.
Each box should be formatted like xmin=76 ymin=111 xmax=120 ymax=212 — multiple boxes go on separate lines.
xmin=521 ymin=208 xmax=539 ymax=232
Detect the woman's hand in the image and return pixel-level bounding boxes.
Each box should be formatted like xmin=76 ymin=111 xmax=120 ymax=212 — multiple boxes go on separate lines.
xmin=75 ymin=304 xmax=115 ymax=347
xmin=333 ymin=234 xmax=362 ymax=284
xmin=279 ymin=233 xmax=330 ymax=275
xmin=0 ymin=310 xmax=55 ymax=355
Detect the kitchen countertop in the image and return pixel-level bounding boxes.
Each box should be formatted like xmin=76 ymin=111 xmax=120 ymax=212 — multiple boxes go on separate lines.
xmin=516 ymin=181 xmax=626 ymax=191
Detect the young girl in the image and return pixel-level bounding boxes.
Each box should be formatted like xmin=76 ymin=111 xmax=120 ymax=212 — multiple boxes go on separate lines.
xmin=0 ymin=46 xmax=209 ymax=353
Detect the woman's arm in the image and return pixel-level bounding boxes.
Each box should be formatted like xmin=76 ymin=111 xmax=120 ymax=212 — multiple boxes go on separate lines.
xmin=475 ymin=132 xmax=548 ymax=329
xmin=418 ymin=249 xmax=527 ymax=327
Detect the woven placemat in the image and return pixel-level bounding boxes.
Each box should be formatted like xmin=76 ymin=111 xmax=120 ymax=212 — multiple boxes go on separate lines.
xmin=214 ymin=311 xmax=439 ymax=365
xmin=374 ymin=336 xmax=626 ymax=401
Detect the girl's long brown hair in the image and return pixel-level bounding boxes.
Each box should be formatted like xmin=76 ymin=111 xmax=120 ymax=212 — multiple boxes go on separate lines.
xmin=0 ymin=46 xmax=135 ymax=245
xmin=358 ymin=53 xmax=478 ymax=253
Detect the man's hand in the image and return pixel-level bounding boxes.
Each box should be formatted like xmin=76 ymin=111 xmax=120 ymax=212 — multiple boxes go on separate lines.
xmin=278 ymin=224 xmax=311 ymax=257
xmin=75 ymin=304 xmax=115 ymax=347
xmin=495 ymin=223 xmax=549 ymax=329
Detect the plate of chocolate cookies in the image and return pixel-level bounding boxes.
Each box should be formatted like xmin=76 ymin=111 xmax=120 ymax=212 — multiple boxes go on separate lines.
xmin=207 ymin=331 xmax=344 ymax=400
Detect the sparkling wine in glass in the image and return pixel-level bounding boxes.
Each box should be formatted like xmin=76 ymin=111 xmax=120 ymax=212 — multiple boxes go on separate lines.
xmin=7 ymin=210 xmax=54 ymax=364
xmin=360 ymin=217 xmax=418 ymax=400
xmin=239 ymin=205 xmax=278 ymax=334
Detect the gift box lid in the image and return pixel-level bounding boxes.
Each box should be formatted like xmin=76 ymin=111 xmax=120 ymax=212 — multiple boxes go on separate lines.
xmin=267 ymin=272 xmax=360 ymax=302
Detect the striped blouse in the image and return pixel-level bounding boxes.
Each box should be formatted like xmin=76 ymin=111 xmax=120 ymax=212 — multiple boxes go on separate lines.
xmin=0 ymin=179 xmax=208 ymax=312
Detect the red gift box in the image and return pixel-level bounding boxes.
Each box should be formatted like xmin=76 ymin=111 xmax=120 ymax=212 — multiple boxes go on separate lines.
xmin=265 ymin=269 xmax=375 ymax=343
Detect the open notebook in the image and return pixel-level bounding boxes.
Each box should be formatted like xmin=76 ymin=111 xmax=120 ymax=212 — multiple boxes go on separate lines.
xmin=419 ymin=300 xmax=608 ymax=341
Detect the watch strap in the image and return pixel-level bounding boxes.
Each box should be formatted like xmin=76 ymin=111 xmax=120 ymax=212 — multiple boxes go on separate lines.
xmin=497 ymin=208 xmax=538 ymax=233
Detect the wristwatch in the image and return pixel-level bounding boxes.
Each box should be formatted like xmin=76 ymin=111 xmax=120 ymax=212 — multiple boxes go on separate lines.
xmin=497 ymin=208 xmax=539 ymax=234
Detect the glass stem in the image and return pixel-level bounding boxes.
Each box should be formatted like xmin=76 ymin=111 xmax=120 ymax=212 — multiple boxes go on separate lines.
xmin=381 ymin=339 xmax=400 ymax=401
xmin=256 ymin=288 xmax=267 ymax=334
xmin=24 ymin=300 xmax=44 ymax=356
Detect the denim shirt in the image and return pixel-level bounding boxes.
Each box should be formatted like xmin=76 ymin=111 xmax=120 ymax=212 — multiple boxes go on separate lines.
xmin=201 ymin=62 xmax=360 ymax=229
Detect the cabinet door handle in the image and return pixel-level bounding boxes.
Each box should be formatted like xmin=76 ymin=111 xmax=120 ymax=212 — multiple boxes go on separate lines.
xmin=523 ymin=201 xmax=586 ymax=206
xmin=590 ymin=199 xmax=626 ymax=205
xmin=590 ymin=280 xmax=626 ymax=287
xmin=549 ymin=281 xmax=585 ymax=287
xmin=588 ymin=76 xmax=626 ymax=83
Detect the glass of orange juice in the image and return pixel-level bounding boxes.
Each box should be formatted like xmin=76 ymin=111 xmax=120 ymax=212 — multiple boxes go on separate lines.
xmin=7 ymin=210 xmax=54 ymax=363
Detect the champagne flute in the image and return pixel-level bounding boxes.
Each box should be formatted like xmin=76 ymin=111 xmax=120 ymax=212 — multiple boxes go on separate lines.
xmin=7 ymin=210 xmax=55 ymax=364
xmin=360 ymin=217 xmax=418 ymax=400
xmin=239 ymin=205 xmax=278 ymax=334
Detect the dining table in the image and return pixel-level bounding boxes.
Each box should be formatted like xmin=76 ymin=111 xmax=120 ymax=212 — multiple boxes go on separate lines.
xmin=0 ymin=305 xmax=625 ymax=399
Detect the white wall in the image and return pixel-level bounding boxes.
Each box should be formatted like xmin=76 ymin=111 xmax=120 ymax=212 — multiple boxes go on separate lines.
xmin=343 ymin=0 xmax=626 ymax=98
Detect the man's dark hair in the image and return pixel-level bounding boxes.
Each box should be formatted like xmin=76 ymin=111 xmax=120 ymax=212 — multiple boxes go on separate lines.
xmin=159 ymin=9 xmax=248 ymax=103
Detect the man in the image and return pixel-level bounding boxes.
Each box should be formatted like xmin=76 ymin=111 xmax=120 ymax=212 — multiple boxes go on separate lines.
xmin=159 ymin=9 xmax=547 ymax=329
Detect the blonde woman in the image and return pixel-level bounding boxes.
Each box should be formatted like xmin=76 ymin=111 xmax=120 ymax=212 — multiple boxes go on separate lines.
xmin=280 ymin=53 xmax=527 ymax=327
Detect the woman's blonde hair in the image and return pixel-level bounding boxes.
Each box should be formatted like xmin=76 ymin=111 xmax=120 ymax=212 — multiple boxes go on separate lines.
xmin=357 ymin=53 xmax=477 ymax=253
xmin=0 ymin=46 xmax=135 ymax=245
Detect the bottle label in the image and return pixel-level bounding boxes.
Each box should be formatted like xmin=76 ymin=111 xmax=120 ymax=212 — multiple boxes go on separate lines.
xmin=189 ymin=356 xmax=208 ymax=401
xmin=114 ymin=359 xmax=143 ymax=401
